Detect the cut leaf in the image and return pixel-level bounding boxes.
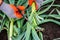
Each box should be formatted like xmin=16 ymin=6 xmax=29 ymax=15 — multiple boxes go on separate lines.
xmin=9 ymin=0 xmax=15 ymax=4
xmin=32 ymin=27 xmax=40 ymax=40
xmin=25 ymin=23 xmax=32 ymax=40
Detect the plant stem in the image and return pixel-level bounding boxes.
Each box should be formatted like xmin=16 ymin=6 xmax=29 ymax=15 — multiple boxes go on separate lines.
xmin=8 ymin=19 xmax=14 ymax=40
xmin=32 ymin=2 xmax=36 ymax=13
xmin=31 ymin=2 xmax=37 ymax=27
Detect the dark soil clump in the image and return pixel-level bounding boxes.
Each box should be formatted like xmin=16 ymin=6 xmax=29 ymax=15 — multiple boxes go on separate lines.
xmin=41 ymin=22 xmax=60 ymax=40
xmin=0 ymin=30 xmax=8 ymax=40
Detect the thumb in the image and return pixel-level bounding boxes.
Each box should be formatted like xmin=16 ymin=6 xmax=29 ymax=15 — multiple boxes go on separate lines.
xmin=36 ymin=0 xmax=44 ymax=9
xmin=0 ymin=2 xmax=16 ymax=18
xmin=0 ymin=0 xmax=3 ymax=6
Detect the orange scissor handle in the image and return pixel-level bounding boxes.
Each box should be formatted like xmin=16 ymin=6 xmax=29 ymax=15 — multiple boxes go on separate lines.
xmin=28 ymin=0 xmax=38 ymax=10
xmin=28 ymin=0 xmax=35 ymax=6
xmin=17 ymin=6 xmax=25 ymax=15
xmin=10 ymin=4 xmax=25 ymax=18
xmin=17 ymin=6 xmax=25 ymax=11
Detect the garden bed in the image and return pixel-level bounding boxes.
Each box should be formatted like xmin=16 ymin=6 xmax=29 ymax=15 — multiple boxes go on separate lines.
xmin=0 ymin=0 xmax=60 ymax=40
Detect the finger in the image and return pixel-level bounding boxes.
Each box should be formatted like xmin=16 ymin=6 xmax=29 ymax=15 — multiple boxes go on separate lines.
xmin=36 ymin=0 xmax=44 ymax=9
xmin=0 ymin=0 xmax=3 ymax=6
xmin=0 ymin=2 xmax=16 ymax=18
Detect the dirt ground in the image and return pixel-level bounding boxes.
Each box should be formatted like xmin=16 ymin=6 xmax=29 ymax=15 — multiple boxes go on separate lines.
xmin=0 ymin=0 xmax=60 ymax=40
xmin=41 ymin=22 xmax=60 ymax=40
xmin=42 ymin=0 xmax=60 ymax=40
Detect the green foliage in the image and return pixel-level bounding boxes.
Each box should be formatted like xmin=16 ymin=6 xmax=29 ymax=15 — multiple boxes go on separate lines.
xmin=0 ymin=0 xmax=60 ymax=40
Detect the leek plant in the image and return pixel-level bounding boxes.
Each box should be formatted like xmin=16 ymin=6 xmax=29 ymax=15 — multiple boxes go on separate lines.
xmin=0 ymin=0 xmax=60 ymax=40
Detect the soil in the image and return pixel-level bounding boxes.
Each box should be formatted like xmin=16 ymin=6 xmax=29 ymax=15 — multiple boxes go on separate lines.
xmin=0 ymin=0 xmax=60 ymax=40
xmin=41 ymin=22 xmax=60 ymax=40
xmin=0 ymin=30 xmax=8 ymax=40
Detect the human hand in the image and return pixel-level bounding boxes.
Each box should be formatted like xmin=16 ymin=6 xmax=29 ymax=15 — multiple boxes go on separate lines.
xmin=0 ymin=0 xmax=3 ymax=6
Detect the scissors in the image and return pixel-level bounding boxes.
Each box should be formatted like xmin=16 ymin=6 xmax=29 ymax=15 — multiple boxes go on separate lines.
xmin=0 ymin=0 xmax=43 ymax=19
